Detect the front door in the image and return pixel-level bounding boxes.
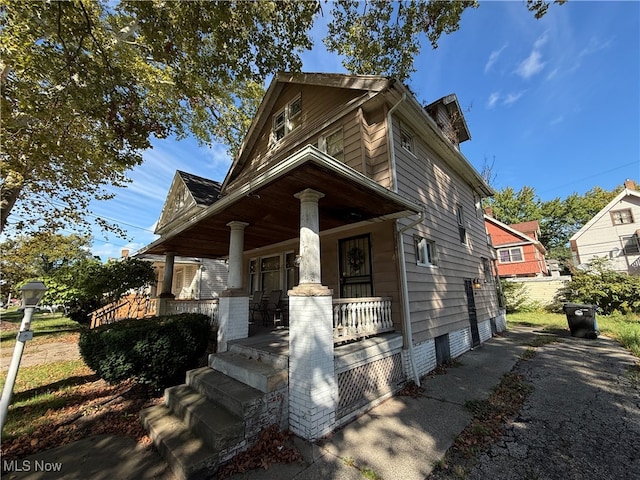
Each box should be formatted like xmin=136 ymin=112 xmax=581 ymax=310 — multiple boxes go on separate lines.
xmin=464 ymin=279 xmax=481 ymax=347
xmin=339 ymin=234 xmax=373 ymax=298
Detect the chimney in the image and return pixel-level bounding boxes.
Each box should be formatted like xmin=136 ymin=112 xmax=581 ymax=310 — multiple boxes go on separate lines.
xmin=484 ymin=206 xmax=493 ymax=218
xmin=624 ymin=179 xmax=637 ymax=190
xmin=121 ymin=249 xmax=130 ymax=258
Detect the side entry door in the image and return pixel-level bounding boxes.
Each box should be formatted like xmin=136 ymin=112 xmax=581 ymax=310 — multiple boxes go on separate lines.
xmin=464 ymin=279 xmax=481 ymax=348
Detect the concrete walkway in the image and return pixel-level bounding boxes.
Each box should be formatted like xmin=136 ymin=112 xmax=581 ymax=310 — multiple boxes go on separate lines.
xmin=3 ymin=326 xmax=638 ymax=480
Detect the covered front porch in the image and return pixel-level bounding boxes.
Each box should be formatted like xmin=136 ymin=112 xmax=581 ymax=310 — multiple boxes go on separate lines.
xmin=141 ymin=146 xmax=423 ymax=440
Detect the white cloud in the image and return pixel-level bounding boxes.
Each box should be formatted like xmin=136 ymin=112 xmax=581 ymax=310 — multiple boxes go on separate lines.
xmin=515 ymin=50 xmax=545 ymax=79
xmin=534 ymin=32 xmax=549 ymax=49
xmin=503 ymin=92 xmax=524 ymax=106
xmin=578 ymin=36 xmax=613 ymax=58
xmin=486 ymin=92 xmax=501 ymax=109
xmin=484 ymin=44 xmax=508 ymax=73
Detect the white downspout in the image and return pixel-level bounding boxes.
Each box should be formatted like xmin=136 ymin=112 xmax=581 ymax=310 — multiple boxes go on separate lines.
xmin=397 ymin=212 xmax=424 ymax=387
xmin=387 ymin=89 xmax=423 ymax=386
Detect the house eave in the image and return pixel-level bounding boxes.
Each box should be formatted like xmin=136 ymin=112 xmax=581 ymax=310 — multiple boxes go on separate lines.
xmin=139 ymin=145 xmax=424 ymax=258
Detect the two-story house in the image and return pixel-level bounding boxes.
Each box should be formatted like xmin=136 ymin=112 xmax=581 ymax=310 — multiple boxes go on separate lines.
xmin=139 ymin=73 xmax=503 ymax=479
xmin=570 ymin=179 xmax=640 ymax=274
xmin=485 ymin=215 xmax=549 ymax=277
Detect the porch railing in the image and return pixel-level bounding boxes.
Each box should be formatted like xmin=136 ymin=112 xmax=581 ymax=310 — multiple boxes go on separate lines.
xmin=332 ymin=297 xmax=393 ymax=343
xmin=90 ymin=293 xmax=153 ymax=329
xmin=165 ymin=299 xmax=219 ymax=326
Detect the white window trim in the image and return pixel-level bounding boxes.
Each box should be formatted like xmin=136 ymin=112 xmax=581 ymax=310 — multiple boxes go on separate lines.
xmin=249 ymin=250 xmax=299 ymax=293
xmin=415 ymin=236 xmax=438 ymax=268
xmin=319 ymin=127 xmax=344 ymax=161
xmin=400 ymin=128 xmax=416 ymax=156
xmin=272 ymin=95 xmax=301 ymax=144
xmin=497 ymin=246 xmax=525 ymax=264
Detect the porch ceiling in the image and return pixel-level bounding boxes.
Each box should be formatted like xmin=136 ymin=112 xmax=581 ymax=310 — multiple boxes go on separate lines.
xmin=141 ymin=146 xmax=422 ymax=259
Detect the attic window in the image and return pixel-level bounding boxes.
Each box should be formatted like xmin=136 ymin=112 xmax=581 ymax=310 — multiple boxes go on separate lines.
xmin=273 ymin=95 xmax=302 ymax=142
xmin=611 ymin=209 xmax=634 ymax=225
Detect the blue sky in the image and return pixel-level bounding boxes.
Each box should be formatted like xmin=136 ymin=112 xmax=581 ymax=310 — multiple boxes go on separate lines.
xmin=89 ymin=1 xmax=640 ymax=260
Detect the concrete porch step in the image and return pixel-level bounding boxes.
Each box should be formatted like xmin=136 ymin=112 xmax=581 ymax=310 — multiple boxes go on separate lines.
xmin=210 ymin=351 xmax=288 ymax=393
xmin=186 ymin=367 xmax=264 ymax=419
xmin=227 ymin=342 xmax=289 ymax=370
xmin=164 ymin=384 xmax=244 ymax=451
xmin=140 ymin=404 xmax=219 ymax=480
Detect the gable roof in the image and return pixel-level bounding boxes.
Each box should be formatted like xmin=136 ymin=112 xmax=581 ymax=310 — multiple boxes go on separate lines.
xmin=221 ymin=71 xmax=493 ymax=198
xmin=510 ymin=220 xmax=541 ymax=238
xmin=155 ymin=171 xmax=221 ymax=235
xmin=570 ymin=188 xmax=640 ymax=241
xmin=222 ymin=72 xmax=390 ymax=191
xmin=485 ymin=215 xmax=546 ymax=253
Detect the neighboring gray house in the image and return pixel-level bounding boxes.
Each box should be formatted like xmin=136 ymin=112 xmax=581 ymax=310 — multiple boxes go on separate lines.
xmin=570 ymin=180 xmax=640 ymax=274
xmin=139 ymin=73 xmax=504 ymax=479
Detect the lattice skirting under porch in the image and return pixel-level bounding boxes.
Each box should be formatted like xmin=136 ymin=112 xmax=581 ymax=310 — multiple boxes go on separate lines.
xmin=336 ymin=353 xmax=404 ymax=420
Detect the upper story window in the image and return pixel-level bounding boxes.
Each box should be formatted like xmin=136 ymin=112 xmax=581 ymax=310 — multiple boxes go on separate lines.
xmin=621 ymin=234 xmax=640 ymax=255
xmin=611 ymin=209 xmax=634 ymax=225
xmin=319 ymin=128 xmax=344 ymax=162
xmin=414 ymin=236 xmax=438 ymax=267
xmin=400 ymin=129 xmax=414 ymax=153
xmin=273 ymin=95 xmax=302 ymax=142
xmin=456 ymin=204 xmax=467 ymax=244
xmin=498 ymin=247 xmax=524 ymax=263
xmin=482 ymin=257 xmax=494 ymax=282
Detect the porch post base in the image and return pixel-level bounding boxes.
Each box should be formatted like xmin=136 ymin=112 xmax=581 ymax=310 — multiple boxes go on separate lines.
xmin=217 ymin=293 xmax=249 ymax=352
xmin=288 ymin=287 xmax=337 ymax=441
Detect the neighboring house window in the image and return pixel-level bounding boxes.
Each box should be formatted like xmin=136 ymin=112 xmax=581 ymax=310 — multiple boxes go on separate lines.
xmin=272 ymin=95 xmax=302 ymax=142
xmin=456 ymin=205 xmax=467 ymax=244
xmin=621 ymin=234 xmax=640 ymax=255
xmin=319 ymin=128 xmax=344 ymax=162
xmin=482 ymin=257 xmax=493 ymax=282
xmin=498 ymin=247 xmax=524 ymax=263
xmin=415 ymin=236 xmax=438 ymax=266
xmin=611 ymin=209 xmax=634 ymax=225
xmin=400 ymin=129 xmax=414 ymax=153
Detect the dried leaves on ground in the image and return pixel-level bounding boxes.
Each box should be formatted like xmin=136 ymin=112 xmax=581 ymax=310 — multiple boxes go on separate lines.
xmin=217 ymin=425 xmax=303 ymax=479
xmin=0 ymin=377 xmax=162 ymax=461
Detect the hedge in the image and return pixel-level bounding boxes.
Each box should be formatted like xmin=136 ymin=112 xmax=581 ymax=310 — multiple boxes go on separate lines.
xmin=79 ymin=313 xmax=211 ymax=390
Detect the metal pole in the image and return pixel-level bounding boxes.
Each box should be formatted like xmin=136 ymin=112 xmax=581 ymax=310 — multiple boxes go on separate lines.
xmin=0 ymin=306 xmax=35 ymax=432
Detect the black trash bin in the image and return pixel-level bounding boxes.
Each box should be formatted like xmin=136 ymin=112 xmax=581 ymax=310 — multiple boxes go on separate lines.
xmin=563 ymin=303 xmax=599 ymax=339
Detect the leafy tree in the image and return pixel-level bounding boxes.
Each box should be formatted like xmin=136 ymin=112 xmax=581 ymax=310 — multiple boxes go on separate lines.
xmin=1 ymin=0 xmax=563 ymax=237
xmin=0 ymin=233 xmax=92 ymax=302
xmin=44 ymin=257 xmax=156 ymax=323
xmin=485 ymin=186 xmax=541 ymax=225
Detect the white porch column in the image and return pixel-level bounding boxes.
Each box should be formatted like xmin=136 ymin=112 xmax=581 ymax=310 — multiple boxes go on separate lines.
xmin=217 ymin=221 xmax=250 ymax=353
xmin=289 ymin=188 xmax=336 ymax=441
xmin=157 ymin=252 xmax=176 ymax=315
xmin=159 ymin=252 xmax=176 ymax=298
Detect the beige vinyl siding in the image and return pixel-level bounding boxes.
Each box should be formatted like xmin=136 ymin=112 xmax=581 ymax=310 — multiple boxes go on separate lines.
xmin=392 ymin=116 xmax=498 ymax=342
xmin=241 ymin=221 xmax=402 ymax=330
xmin=228 ymin=84 xmax=369 ymax=190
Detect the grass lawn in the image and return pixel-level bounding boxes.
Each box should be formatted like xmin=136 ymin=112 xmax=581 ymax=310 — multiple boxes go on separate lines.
xmin=0 ymin=309 xmax=159 ymax=457
xmin=507 ymin=311 xmax=640 ymax=358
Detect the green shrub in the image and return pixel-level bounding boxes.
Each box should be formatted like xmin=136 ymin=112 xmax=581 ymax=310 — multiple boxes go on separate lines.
xmin=501 ymin=280 xmax=531 ymax=313
xmin=555 ymin=258 xmax=640 ymax=315
xmin=79 ymin=313 xmax=210 ymax=390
